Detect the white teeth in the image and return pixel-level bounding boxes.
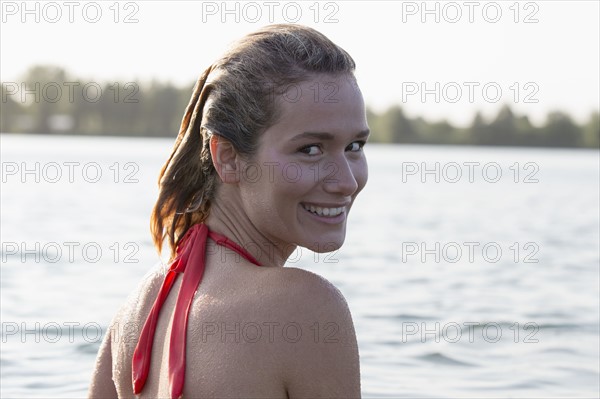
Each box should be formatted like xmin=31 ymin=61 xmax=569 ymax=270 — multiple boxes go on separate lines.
xmin=302 ymin=204 xmax=344 ymax=217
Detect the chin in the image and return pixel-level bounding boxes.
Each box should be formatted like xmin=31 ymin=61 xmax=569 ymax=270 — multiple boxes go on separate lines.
xmin=294 ymin=207 xmax=350 ymax=253
xmin=304 ymin=235 xmax=345 ymax=253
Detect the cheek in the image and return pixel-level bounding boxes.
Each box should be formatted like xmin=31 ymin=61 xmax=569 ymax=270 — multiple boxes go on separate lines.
xmin=273 ymin=162 xmax=315 ymax=199
xmin=241 ymin=156 xmax=311 ymax=209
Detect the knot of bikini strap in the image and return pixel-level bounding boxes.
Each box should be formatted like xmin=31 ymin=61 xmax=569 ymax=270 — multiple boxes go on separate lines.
xmin=131 ymin=223 xmax=261 ymax=398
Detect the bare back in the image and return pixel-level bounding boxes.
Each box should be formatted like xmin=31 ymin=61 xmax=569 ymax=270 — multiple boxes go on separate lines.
xmin=89 ymin=251 xmax=361 ymax=398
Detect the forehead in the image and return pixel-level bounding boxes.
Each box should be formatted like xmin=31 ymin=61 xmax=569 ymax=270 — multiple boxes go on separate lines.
xmin=266 ymin=73 xmax=367 ymax=138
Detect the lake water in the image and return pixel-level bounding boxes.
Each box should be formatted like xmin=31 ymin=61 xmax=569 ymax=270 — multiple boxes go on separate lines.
xmin=1 ymin=134 xmax=599 ymax=398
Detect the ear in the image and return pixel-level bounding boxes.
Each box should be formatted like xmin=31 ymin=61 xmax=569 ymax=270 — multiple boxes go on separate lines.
xmin=210 ymin=134 xmax=240 ymax=184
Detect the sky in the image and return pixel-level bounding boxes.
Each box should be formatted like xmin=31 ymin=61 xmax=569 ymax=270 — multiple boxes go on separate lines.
xmin=1 ymin=0 xmax=599 ymax=127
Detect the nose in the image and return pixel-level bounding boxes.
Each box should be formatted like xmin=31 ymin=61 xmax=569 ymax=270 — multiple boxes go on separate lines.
xmin=322 ymin=156 xmax=359 ymax=196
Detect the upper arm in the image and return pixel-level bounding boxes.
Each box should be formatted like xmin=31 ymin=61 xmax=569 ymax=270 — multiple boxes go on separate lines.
xmin=276 ymin=269 xmax=361 ymax=398
xmin=88 ymin=324 xmax=118 ymax=398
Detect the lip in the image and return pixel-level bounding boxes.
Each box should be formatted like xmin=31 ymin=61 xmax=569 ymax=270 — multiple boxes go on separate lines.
xmin=300 ymin=202 xmax=348 ymax=225
xmin=300 ymin=201 xmax=351 ymax=208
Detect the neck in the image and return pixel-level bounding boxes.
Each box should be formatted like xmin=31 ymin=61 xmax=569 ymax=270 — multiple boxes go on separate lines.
xmin=204 ymin=199 xmax=295 ymax=268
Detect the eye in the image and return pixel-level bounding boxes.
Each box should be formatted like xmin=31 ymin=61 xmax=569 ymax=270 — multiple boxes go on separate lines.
xmin=346 ymin=141 xmax=366 ymax=152
xmin=298 ymin=144 xmax=322 ymax=156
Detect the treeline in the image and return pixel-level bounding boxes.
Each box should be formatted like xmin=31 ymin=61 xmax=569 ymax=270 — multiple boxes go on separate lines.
xmin=1 ymin=65 xmax=598 ymax=148
xmin=367 ymin=106 xmax=599 ymax=148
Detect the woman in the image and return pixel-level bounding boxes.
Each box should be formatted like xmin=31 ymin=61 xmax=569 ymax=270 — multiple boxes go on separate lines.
xmin=89 ymin=24 xmax=369 ymax=398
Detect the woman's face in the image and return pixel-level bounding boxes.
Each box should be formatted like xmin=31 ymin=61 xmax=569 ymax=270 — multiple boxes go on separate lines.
xmin=237 ymin=73 xmax=369 ymax=254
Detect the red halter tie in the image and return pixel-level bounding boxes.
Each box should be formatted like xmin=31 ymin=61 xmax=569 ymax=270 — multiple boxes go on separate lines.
xmin=132 ymin=223 xmax=261 ymax=398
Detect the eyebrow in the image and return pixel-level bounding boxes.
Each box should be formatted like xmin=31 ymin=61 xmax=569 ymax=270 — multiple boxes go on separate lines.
xmin=290 ymin=129 xmax=370 ymax=142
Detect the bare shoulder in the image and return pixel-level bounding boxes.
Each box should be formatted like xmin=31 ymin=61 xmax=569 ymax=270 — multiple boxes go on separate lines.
xmin=182 ymin=264 xmax=360 ymax=397
xmin=261 ymin=267 xmax=353 ymax=318
xmin=99 ymin=263 xmax=169 ymax=396
xmin=258 ymin=267 xmax=362 ymax=398
xmin=111 ymin=263 xmax=166 ymax=330
xmin=90 ymin=265 xmax=165 ymax=398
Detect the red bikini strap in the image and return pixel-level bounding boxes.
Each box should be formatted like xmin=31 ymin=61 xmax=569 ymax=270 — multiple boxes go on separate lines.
xmin=132 ymin=223 xmax=261 ymax=398
xmin=207 ymin=230 xmax=261 ymax=266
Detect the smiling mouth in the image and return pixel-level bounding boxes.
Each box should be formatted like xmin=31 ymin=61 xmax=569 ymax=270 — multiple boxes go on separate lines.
xmin=301 ymin=203 xmax=346 ymax=217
